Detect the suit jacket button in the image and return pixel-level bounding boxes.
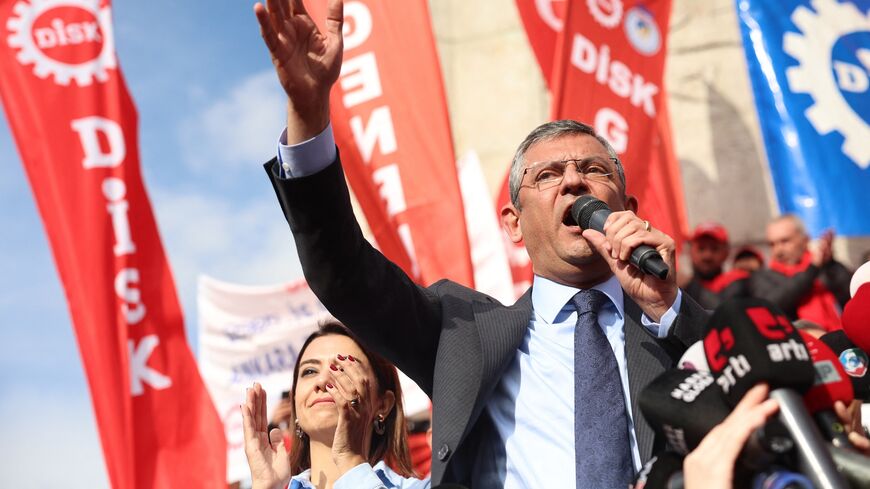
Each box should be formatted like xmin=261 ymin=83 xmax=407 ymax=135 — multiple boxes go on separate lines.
xmin=437 ymin=444 xmax=451 ymax=461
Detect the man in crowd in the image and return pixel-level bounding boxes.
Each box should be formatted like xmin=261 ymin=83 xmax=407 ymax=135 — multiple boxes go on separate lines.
xmin=732 ymin=245 xmax=764 ymax=274
xmin=750 ymin=214 xmax=851 ymax=331
xmin=253 ymin=0 xmax=707 ymax=486
xmin=682 ymin=222 xmax=750 ymax=309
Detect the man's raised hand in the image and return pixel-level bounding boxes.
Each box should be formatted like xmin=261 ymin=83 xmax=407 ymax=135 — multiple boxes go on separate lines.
xmin=253 ymin=0 xmax=343 ymax=142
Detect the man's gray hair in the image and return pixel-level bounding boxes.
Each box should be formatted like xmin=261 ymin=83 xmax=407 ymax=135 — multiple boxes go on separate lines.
xmin=508 ymin=120 xmax=626 ymax=208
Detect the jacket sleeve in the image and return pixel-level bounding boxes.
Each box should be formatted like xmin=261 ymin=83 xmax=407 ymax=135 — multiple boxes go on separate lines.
xmin=749 ymin=267 xmax=819 ymax=315
xmin=264 ymin=156 xmax=442 ymax=396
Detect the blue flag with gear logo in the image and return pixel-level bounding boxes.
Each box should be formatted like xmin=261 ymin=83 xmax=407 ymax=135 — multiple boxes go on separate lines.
xmin=737 ymin=0 xmax=870 ymax=236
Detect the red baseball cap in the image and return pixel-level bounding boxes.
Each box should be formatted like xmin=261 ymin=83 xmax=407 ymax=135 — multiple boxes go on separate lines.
xmin=690 ymin=222 xmax=729 ymax=244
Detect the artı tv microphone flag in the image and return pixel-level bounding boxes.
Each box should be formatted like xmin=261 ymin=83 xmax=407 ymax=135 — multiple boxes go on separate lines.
xmin=701 ymin=298 xmax=847 ymax=489
xmin=0 ymin=0 xmax=225 ymax=487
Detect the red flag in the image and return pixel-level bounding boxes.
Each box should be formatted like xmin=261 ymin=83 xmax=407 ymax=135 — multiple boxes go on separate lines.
xmin=514 ymin=0 xmax=567 ymax=83
xmin=0 ymin=0 xmax=226 ymax=487
xmin=550 ymin=0 xmax=687 ymax=242
xmin=511 ymin=0 xmax=687 ymax=262
xmin=306 ymin=0 xmax=474 ymax=288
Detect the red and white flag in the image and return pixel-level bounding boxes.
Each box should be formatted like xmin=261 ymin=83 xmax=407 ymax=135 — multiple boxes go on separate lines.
xmin=305 ymin=0 xmax=475 ymax=288
xmin=506 ymin=0 xmax=688 ymax=294
xmin=0 ymin=0 xmax=226 ymax=487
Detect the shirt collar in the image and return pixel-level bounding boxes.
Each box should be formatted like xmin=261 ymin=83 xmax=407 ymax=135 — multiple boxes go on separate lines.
xmin=531 ymin=274 xmax=624 ymax=324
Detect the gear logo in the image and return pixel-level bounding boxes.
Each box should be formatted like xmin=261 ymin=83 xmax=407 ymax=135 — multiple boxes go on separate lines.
xmin=6 ymin=0 xmax=116 ymax=86
xmin=587 ymin=0 xmax=623 ymax=29
xmin=784 ymin=0 xmax=870 ymax=169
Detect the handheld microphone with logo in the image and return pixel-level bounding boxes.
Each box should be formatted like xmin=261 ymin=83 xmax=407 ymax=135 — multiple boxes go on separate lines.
xmin=819 ymin=330 xmax=870 ymax=401
xmin=798 ymin=331 xmax=855 ymax=450
xmin=638 ymin=368 xmax=794 ymax=470
xmin=634 ymin=451 xmax=685 ymax=489
xmin=570 ymin=196 xmax=669 ymax=279
xmin=703 ymin=298 xmax=847 ymax=489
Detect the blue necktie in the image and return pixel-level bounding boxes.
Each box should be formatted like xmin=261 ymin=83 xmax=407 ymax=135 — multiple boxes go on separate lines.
xmin=572 ymin=289 xmax=634 ymax=488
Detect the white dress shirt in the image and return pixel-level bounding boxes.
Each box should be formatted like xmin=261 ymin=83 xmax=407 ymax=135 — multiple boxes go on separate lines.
xmin=275 ymin=125 xmax=683 ymax=487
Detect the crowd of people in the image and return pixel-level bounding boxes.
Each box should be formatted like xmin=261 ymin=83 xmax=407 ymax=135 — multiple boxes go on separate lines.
xmin=680 ymin=216 xmax=857 ymax=336
xmin=237 ymin=0 xmax=869 ymax=487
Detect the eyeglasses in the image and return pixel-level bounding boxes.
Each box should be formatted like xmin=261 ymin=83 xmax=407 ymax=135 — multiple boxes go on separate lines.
xmin=520 ymin=156 xmax=618 ymax=192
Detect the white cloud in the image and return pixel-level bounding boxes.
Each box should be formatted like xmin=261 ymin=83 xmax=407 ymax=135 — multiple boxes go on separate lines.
xmin=179 ymin=70 xmax=286 ymax=171
xmin=151 ymin=187 xmax=305 ymax=347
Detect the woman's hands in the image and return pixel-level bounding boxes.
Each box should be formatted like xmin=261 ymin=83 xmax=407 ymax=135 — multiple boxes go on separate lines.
xmin=242 ymin=383 xmax=291 ymax=489
xmin=324 ymin=354 xmax=387 ymax=474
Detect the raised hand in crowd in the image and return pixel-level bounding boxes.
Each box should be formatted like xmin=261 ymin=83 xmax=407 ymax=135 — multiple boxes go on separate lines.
xmin=810 ymin=229 xmax=835 ymax=267
xmin=242 ymin=383 xmax=292 ymax=489
xmin=253 ymin=0 xmax=343 ymax=142
xmin=683 ymin=384 xmax=779 ymax=489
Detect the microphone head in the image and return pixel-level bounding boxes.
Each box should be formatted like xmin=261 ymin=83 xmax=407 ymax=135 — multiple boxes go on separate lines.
xmin=634 ymin=451 xmax=684 ymax=489
xmin=842 ymin=283 xmax=870 ymax=353
xmin=571 ymin=195 xmax=608 ymax=230
xmin=850 ymin=261 xmax=870 ymax=298
xmin=820 ymin=330 xmax=870 ymax=401
xmin=677 ymin=340 xmax=710 ymax=371
xmin=798 ymin=331 xmax=854 ymax=414
xmin=702 ymin=298 xmax=815 ymax=406
xmin=638 ymin=369 xmax=731 ymax=454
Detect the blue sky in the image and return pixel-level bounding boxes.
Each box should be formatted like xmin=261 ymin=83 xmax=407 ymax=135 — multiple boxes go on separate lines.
xmin=0 ymin=1 xmax=306 ymax=485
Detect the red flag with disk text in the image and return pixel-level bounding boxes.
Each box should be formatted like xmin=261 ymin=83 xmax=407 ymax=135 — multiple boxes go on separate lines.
xmin=0 ymin=0 xmax=226 ymax=487
xmin=306 ymin=0 xmax=474 ymax=288
xmin=504 ymin=0 xmax=688 ymax=295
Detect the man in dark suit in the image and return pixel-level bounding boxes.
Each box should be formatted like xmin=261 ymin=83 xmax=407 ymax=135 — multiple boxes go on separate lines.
xmin=254 ymin=0 xmax=707 ymax=486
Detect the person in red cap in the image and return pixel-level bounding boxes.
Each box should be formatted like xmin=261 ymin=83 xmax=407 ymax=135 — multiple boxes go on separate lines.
xmin=684 ymin=222 xmax=751 ymax=309
xmin=749 ymin=214 xmax=851 ymax=331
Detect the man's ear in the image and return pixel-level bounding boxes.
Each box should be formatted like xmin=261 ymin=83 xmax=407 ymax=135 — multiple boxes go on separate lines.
xmin=501 ymin=203 xmax=523 ymax=244
xmin=625 ymin=194 xmax=639 ymax=214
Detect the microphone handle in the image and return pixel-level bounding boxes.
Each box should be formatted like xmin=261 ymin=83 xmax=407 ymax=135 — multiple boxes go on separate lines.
xmin=829 ymin=445 xmax=870 ymax=489
xmin=814 ymin=410 xmax=854 ymax=450
xmin=589 ymin=210 xmax=669 ymax=279
xmin=769 ymin=389 xmax=849 ymax=489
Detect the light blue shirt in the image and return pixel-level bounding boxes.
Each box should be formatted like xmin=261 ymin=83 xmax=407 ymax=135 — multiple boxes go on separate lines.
xmin=288 ymin=461 xmax=429 ymax=489
xmin=474 ymin=275 xmax=680 ymax=488
xmin=275 ymin=126 xmax=683 ymax=487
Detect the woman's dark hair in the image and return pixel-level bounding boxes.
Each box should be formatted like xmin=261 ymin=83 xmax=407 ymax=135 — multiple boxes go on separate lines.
xmin=286 ymin=320 xmax=415 ymax=476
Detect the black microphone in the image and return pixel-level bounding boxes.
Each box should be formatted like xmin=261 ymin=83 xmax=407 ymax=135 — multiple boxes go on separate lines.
xmin=819 ymin=330 xmax=870 ymax=402
xmin=638 ymin=368 xmax=793 ymax=471
xmin=703 ymin=298 xmax=848 ymax=489
xmin=571 ymin=196 xmax=669 ymax=279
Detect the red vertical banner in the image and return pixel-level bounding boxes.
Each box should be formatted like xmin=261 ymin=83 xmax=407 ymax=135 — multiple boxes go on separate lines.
xmin=306 ymin=0 xmax=474 ymax=288
xmin=0 ymin=1 xmax=226 ymax=487
xmin=510 ymin=0 xmax=688 ymax=285
xmin=549 ymin=0 xmax=687 ymax=242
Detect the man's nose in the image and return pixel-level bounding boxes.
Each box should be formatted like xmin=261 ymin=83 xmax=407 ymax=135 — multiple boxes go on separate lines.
xmin=560 ymin=163 xmax=590 ymax=194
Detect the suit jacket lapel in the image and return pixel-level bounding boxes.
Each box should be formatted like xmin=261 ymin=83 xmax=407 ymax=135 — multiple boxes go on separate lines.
xmin=624 ymin=297 xmax=673 ymax=462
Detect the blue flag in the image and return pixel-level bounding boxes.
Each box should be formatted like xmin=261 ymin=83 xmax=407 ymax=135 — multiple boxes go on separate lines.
xmin=737 ymin=0 xmax=870 ymax=236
